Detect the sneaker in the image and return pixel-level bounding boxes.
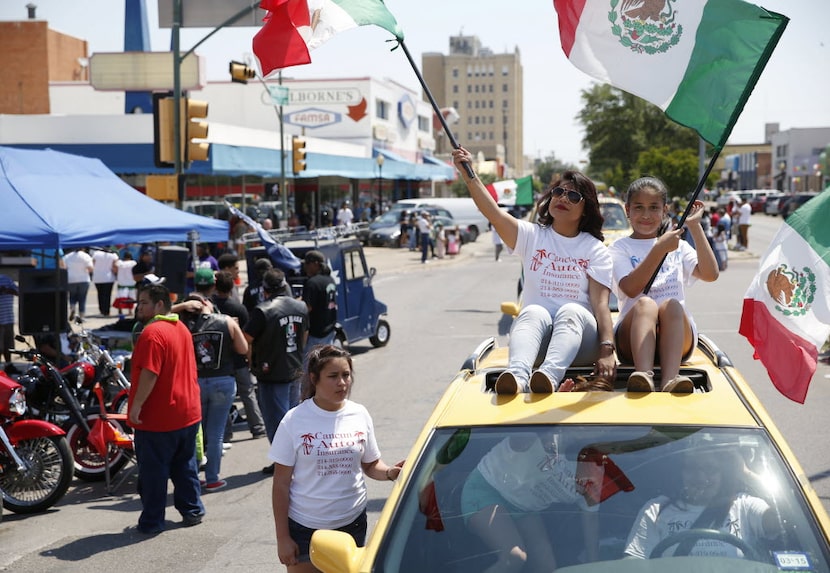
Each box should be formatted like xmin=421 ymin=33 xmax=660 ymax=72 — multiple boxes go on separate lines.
xmin=494 ymin=371 xmax=519 ymax=395
xmin=222 ymin=442 xmax=232 ymax=450
xmin=181 ymin=513 xmax=204 ymax=527
xmin=251 ymin=431 xmax=268 ymax=440
xmin=198 ymin=457 xmax=207 ymax=471
xmin=662 ymin=375 xmax=695 ymax=393
xmin=529 ymin=371 xmax=554 ymax=393
xmin=204 ymin=480 xmax=227 ymax=492
xmin=627 ymin=371 xmax=655 ymax=392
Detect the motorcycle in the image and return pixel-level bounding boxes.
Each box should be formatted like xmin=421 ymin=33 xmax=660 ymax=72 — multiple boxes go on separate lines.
xmin=0 ymin=368 xmax=73 ymax=514
xmin=9 ymin=337 xmax=128 ymax=482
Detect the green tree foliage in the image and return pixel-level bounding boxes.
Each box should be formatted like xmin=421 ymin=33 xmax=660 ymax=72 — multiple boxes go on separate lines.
xmin=577 ymin=84 xmax=701 ymax=192
xmin=636 ymin=146 xmax=700 ymax=199
xmin=450 ymin=171 xmax=497 ymax=197
xmin=535 ymin=154 xmax=579 ymax=187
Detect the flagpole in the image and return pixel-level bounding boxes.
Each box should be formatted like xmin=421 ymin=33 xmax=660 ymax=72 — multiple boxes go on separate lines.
xmin=642 ymin=148 xmax=721 ymax=294
xmin=397 ymin=40 xmax=476 ymax=180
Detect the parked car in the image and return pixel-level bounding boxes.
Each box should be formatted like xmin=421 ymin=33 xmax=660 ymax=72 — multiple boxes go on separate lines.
xmin=310 ymin=335 xmax=830 ymax=572
xmin=764 ymin=194 xmax=785 ymax=216
xmin=598 ymin=196 xmax=632 ymax=244
xmin=366 ymin=206 xmax=454 ymax=248
xmin=779 ymin=193 xmax=819 ymax=220
xmin=749 ymin=194 xmax=769 ymax=213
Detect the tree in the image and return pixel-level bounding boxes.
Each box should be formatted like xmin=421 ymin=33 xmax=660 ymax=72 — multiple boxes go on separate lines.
xmin=577 ymin=84 xmax=701 ymax=191
xmin=535 ymin=154 xmax=578 ymax=187
xmin=637 ymin=147 xmax=700 ymax=199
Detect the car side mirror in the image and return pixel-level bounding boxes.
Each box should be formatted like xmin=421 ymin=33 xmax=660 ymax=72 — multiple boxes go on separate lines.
xmin=310 ymin=529 xmax=361 ymax=573
xmin=500 ymin=301 xmax=520 ymax=317
xmin=369 ymin=267 xmax=377 ymax=279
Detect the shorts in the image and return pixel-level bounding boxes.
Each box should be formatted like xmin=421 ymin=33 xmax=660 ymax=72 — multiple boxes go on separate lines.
xmin=288 ymin=509 xmax=367 ymax=563
xmin=460 ymin=467 xmax=524 ymax=524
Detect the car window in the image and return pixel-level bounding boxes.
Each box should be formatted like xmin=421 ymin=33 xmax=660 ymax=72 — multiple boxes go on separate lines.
xmin=342 ymin=248 xmax=365 ymax=281
xmin=376 ymin=425 xmax=830 ymax=572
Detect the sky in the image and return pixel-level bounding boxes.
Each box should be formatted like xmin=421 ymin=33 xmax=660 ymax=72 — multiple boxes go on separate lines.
xmin=2 ymin=0 xmax=829 ymax=165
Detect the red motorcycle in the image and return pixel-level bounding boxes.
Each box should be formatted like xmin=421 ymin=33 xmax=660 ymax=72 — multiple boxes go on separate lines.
xmin=0 ymin=369 xmax=73 ymax=514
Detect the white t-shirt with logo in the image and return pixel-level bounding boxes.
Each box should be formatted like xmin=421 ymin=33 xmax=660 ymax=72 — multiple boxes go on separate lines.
xmin=624 ymin=494 xmax=771 ymax=559
xmin=477 ymin=436 xmax=595 ymax=512
xmin=269 ymin=399 xmax=381 ymax=530
xmin=609 ymin=236 xmax=698 ymax=328
xmin=513 ymin=220 xmax=613 ymax=315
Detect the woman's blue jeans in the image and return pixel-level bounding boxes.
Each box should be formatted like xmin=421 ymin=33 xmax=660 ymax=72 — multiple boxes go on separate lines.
xmin=198 ymin=375 xmax=236 ymax=484
xmin=507 ymin=303 xmax=599 ymax=390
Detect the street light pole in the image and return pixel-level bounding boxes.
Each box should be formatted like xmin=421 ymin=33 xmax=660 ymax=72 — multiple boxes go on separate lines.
xmin=376 ymin=154 xmax=385 ymax=214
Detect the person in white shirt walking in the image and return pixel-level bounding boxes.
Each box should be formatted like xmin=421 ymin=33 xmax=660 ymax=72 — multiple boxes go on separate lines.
xmin=92 ymin=248 xmax=119 ymax=316
xmin=63 ymin=248 xmax=94 ymax=321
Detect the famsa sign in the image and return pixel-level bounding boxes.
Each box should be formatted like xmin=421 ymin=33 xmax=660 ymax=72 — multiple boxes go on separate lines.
xmin=284 ymin=108 xmax=342 ymax=129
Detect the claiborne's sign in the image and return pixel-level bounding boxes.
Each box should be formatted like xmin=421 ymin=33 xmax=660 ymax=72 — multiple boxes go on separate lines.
xmin=288 ymin=88 xmax=362 ymax=106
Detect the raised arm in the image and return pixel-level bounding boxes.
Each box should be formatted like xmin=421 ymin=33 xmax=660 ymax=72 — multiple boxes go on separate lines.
xmin=451 ymin=147 xmax=519 ymax=249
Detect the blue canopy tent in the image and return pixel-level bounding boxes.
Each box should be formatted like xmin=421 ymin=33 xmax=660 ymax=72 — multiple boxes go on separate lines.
xmin=0 ymin=146 xmax=228 ymax=249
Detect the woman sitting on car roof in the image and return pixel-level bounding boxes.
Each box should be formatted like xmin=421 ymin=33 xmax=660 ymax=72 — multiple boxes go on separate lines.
xmin=452 ymin=147 xmax=616 ymax=394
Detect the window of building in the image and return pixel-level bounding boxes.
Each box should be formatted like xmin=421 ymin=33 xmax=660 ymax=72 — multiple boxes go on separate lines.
xmin=502 ymin=100 xmax=508 ymax=109
xmin=453 ymin=100 xmax=459 ymax=109
xmin=452 ymin=68 xmax=459 ymax=78
xmin=502 ymin=84 xmax=508 ymax=92
xmin=453 ymin=85 xmax=458 ymax=93
xmin=418 ymin=116 xmax=429 ymax=132
xmin=489 ymin=84 xmax=493 ymax=93
xmin=467 ymin=85 xmax=472 ymax=93
xmin=376 ymin=99 xmax=389 ymax=119
xmin=489 ymin=100 xmax=494 ymax=109
xmin=474 ymin=85 xmax=479 ymax=93
xmin=489 ymin=65 xmax=495 ymax=76
xmin=475 ymin=116 xmax=480 ymax=125
xmin=467 ymin=101 xmax=472 ymax=109
xmin=467 ymin=65 xmax=473 ymax=77
xmin=502 ymin=65 xmax=509 ymax=76
xmin=475 ymin=101 xmax=479 ymax=109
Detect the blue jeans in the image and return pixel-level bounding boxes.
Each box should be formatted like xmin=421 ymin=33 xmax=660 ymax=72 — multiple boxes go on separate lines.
xmin=199 ymin=375 xmax=236 ymax=484
xmin=507 ymin=303 xmax=599 ymax=390
xmin=133 ymin=422 xmax=204 ymax=532
xmin=256 ymin=381 xmax=293 ymax=442
xmin=306 ymin=332 xmax=336 ymax=353
xmin=420 ymin=233 xmax=430 ymax=262
xmin=68 ymin=282 xmax=90 ymax=316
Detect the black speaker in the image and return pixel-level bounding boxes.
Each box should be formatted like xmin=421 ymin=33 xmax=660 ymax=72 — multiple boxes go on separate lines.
xmin=156 ymin=246 xmax=189 ymax=295
xmin=245 ymin=247 xmax=268 ymax=289
xmin=19 ymin=269 xmax=68 ymax=334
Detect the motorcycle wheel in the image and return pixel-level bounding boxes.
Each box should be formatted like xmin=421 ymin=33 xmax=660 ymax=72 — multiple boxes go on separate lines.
xmin=65 ymin=416 xmax=130 ymax=482
xmin=0 ymin=435 xmax=73 ymax=514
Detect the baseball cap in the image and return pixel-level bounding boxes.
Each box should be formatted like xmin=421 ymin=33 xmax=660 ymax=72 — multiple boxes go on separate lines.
xmin=261 ymin=269 xmax=286 ymax=293
xmin=140 ymin=273 xmax=166 ymax=286
xmin=303 ymin=250 xmax=325 ymax=264
xmin=194 ymin=267 xmax=216 ymax=286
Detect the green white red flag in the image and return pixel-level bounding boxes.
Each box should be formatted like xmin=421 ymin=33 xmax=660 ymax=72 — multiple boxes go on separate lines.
xmin=739 ymin=192 xmax=830 ymax=403
xmin=253 ymin=0 xmax=403 ymax=77
xmin=553 ymin=0 xmax=788 ymax=149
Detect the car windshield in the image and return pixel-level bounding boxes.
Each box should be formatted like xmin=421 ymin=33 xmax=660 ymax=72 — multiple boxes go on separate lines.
xmin=601 ymin=202 xmax=630 ymax=231
xmin=374 ymin=210 xmax=404 ymax=225
xmin=376 ymin=425 xmax=829 ymax=573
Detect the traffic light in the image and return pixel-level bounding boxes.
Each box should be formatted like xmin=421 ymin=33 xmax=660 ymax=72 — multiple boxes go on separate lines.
xmin=229 ymin=60 xmax=255 ymax=84
xmin=292 ymin=136 xmax=306 ymax=175
xmin=185 ymin=98 xmax=210 ymax=163
xmin=153 ymin=93 xmax=176 ymax=167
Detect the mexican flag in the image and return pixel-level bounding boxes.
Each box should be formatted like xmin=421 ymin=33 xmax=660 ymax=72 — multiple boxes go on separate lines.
xmin=253 ymin=0 xmax=403 ymax=77
xmin=739 ymin=192 xmax=830 ymax=403
xmin=553 ymin=0 xmax=788 ymax=149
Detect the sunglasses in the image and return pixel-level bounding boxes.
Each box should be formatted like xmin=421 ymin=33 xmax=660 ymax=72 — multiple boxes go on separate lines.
xmin=550 ymin=186 xmax=584 ymax=204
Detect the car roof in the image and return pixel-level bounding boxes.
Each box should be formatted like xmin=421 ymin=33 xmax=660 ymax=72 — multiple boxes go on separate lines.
xmin=424 ymin=337 xmax=762 ymax=430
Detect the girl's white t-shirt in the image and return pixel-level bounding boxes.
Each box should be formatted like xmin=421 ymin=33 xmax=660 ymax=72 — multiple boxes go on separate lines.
xmin=269 ymin=399 xmax=381 ymax=530
xmin=477 ymin=436 xmax=594 ymax=512
xmin=513 ymin=220 xmax=612 ymax=315
xmin=114 ymin=260 xmax=137 ymax=286
xmin=609 ymin=236 xmax=698 ymax=325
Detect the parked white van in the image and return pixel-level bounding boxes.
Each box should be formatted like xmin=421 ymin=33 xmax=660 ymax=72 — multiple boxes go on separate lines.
xmin=394 ymin=197 xmax=489 ymax=242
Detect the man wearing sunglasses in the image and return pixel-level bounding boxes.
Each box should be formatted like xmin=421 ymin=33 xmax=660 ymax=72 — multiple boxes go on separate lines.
xmin=452 ymin=147 xmax=616 ymax=394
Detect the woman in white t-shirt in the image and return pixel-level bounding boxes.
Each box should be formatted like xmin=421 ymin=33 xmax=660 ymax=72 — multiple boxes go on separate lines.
xmin=608 ymin=177 xmax=719 ymax=393
xmin=269 ymin=345 xmax=401 ymax=571
xmin=625 ymin=446 xmax=778 ymax=560
xmin=452 ymin=147 xmax=616 ymax=394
